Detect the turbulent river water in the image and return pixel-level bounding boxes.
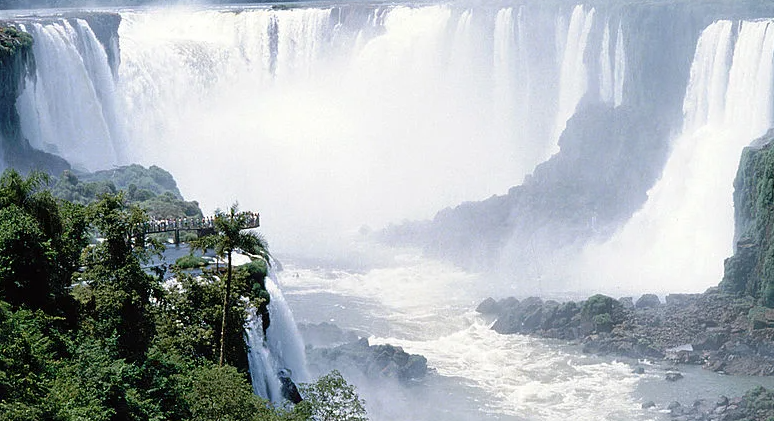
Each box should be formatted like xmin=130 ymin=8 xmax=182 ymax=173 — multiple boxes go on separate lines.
xmin=277 ymin=248 xmax=774 ymax=421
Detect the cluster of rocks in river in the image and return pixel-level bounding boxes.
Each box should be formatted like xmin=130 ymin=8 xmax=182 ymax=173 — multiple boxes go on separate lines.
xmin=642 ymin=387 xmax=774 ymax=420
xmin=477 ymin=289 xmax=774 ymax=376
xmin=478 ymin=291 xmax=774 ymax=419
xmin=299 ymin=322 xmax=428 ymax=384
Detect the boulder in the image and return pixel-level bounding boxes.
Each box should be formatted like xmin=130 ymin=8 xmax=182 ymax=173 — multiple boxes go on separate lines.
xmin=665 ymin=293 xmax=700 ymax=307
xmin=309 ymin=338 xmax=427 ymax=383
xmin=636 ymin=294 xmax=661 ymax=309
xmin=618 ymin=297 xmax=634 ymax=310
xmin=476 ymin=297 xmax=501 ymax=315
xmin=665 ymin=372 xmax=684 ymax=381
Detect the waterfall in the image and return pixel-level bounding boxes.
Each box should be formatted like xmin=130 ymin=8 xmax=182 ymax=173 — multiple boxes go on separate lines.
xmin=264 ymin=273 xmax=310 ymax=383
xmin=245 ymin=309 xmax=284 ymax=402
xmin=613 ymin=21 xmax=626 ymax=108
xmin=580 ymin=19 xmax=774 ymax=293
xmin=245 ymin=270 xmax=308 ymax=403
xmin=104 ymin=5 xmax=598 ymax=250
xmin=11 ymin=6 xmax=625 ymax=247
xmin=554 ymin=5 xmax=595 ymax=145
xmin=599 ymin=19 xmax=626 ymax=107
xmin=16 ymin=19 xmax=125 ymax=171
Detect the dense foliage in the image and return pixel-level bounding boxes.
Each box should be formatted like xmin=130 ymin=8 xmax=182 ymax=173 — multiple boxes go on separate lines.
xmin=52 ymin=166 xmax=202 ymax=220
xmin=0 ymin=169 xmax=368 ymax=420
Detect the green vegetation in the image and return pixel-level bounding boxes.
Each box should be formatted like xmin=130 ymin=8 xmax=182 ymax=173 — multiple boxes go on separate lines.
xmin=0 ymin=26 xmax=33 ymax=59
xmin=0 ymin=168 xmax=368 ymax=420
xmin=191 ymin=203 xmax=269 ymax=367
xmin=52 ymin=166 xmax=203 ymax=220
xmin=174 ymin=254 xmax=209 ymax=269
xmin=297 ymin=370 xmax=368 ymax=421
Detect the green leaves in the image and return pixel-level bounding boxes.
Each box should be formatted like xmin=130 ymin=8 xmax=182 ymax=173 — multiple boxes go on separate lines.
xmin=298 ymin=370 xmax=368 ymax=421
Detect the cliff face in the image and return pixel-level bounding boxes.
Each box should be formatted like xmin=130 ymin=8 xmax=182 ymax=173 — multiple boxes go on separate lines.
xmin=0 ymin=26 xmax=33 ymax=145
xmin=0 ymin=25 xmax=69 ymax=174
xmin=381 ymin=103 xmax=670 ymax=269
xmin=722 ymin=130 xmax=774 ymax=305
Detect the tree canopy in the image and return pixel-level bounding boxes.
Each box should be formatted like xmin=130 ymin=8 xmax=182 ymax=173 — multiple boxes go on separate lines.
xmin=0 ymin=168 xmax=368 ymax=420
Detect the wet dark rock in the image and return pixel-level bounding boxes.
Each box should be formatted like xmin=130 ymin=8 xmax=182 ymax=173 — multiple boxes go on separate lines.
xmin=642 ymin=401 xmax=656 ymax=409
xmin=665 ymin=372 xmax=684 ymax=381
xmin=636 ymin=294 xmax=661 ymax=309
xmin=666 ymin=293 xmax=700 ymax=307
xmin=307 ymin=338 xmax=427 ymax=383
xmin=476 ymin=297 xmax=501 ymax=315
xmin=619 ymin=297 xmax=634 ymax=310
xmin=480 ymin=287 xmax=774 ymax=375
xmin=278 ymin=370 xmax=303 ymax=404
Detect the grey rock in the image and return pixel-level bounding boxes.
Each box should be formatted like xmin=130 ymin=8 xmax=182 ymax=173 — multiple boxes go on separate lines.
xmin=476 ymin=297 xmax=501 ymax=315
xmin=636 ymin=294 xmax=661 ymax=309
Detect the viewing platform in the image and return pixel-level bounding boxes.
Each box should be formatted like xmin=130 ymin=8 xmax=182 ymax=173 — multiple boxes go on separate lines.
xmin=137 ymin=212 xmax=260 ymax=244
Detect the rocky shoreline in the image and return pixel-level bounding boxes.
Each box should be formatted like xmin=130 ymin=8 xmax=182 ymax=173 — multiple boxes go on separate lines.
xmin=478 ymin=290 xmax=774 ymax=419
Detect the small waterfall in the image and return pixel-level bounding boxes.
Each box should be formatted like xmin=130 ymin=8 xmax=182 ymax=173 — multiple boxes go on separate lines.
xmin=599 ymin=19 xmax=626 ymax=107
xmin=245 ymin=309 xmax=283 ymax=402
xmin=245 ymin=269 xmax=308 ymax=403
xmin=264 ymin=272 xmax=310 ymax=383
xmin=554 ymin=5 xmax=596 ymax=144
xmin=613 ymin=21 xmax=626 ymax=107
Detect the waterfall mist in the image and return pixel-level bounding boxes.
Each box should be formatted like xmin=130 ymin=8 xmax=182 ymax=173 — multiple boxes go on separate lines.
xmin=111 ymin=4 xmax=580 ymax=255
xmin=575 ymin=19 xmax=774 ymax=295
xmin=11 ymin=1 xmax=774 ymax=296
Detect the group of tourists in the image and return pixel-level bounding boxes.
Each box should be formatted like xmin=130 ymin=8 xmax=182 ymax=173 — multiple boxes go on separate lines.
xmin=140 ymin=216 xmax=216 ymax=233
xmin=138 ymin=211 xmax=260 ymax=233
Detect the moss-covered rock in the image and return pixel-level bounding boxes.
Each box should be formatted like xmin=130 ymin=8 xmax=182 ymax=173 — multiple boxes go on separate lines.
xmin=722 ymin=130 xmax=774 ymax=306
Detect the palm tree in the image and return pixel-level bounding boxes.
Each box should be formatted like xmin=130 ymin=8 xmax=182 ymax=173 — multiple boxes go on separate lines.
xmin=192 ymin=203 xmax=269 ymax=366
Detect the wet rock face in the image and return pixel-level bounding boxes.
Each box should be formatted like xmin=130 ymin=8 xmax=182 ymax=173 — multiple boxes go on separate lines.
xmin=722 ymin=131 xmax=774 ymax=306
xmin=307 ymin=338 xmax=427 ymax=383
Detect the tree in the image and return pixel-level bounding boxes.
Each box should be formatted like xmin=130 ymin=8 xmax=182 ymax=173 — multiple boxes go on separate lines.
xmin=297 ymin=370 xmax=368 ymax=421
xmin=191 ymin=203 xmax=269 ymax=367
xmin=0 ymin=169 xmax=87 ymax=315
xmin=78 ymin=193 xmax=161 ymax=362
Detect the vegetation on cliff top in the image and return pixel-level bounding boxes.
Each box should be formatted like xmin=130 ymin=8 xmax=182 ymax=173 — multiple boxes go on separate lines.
xmin=51 ymin=165 xmax=203 ymax=220
xmin=0 ymin=168 xmax=368 ymax=420
xmin=0 ymin=26 xmax=32 ymax=59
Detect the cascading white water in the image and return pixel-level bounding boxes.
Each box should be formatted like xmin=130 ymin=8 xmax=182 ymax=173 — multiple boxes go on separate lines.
xmin=12 ymin=4 xmax=623 ymax=255
xmin=264 ymin=273 xmax=310 ymax=383
xmin=599 ymin=19 xmax=626 ymax=107
xmin=578 ymin=19 xmax=774 ymax=294
xmin=554 ymin=5 xmax=595 ymax=144
xmin=613 ymin=21 xmax=626 ymax=108
xmin=244 ymin=269 xmax=309 ymax=402
xmin=16 ymin=19 xmax=125 ymax=171
xmin=245 ymin=308 xmax=284 ymax=402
